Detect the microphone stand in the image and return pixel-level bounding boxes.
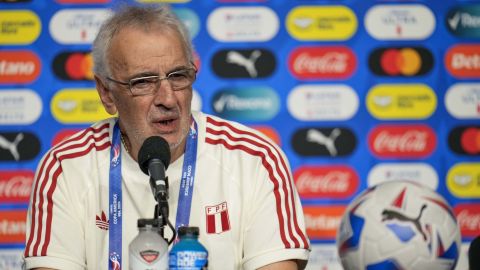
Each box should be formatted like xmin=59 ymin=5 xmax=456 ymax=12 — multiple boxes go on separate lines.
xmin=152 ymin=176 xmax=176 ymax=245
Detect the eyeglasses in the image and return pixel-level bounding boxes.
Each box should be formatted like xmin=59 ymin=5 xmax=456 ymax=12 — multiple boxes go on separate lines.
xmin=106 ymin=67 xmax=197 ymax=96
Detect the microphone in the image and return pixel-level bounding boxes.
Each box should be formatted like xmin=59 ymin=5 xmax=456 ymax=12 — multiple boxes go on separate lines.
xmin=138 ymin=136 xmax=171 ymax=204
xmin=469 ymin=235 xmax=480 ymax=270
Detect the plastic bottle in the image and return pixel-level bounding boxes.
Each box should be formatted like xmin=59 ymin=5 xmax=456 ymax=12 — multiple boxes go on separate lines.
xmin=129 ymin=218 xmax=168 ymax=270
xmin=169 ymin=226 xmax=208 ymax=269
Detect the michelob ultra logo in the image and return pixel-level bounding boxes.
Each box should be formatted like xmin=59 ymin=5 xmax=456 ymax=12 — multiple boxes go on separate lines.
xmin=51 ymin=88 xmax=112 ymax=124
xmin=286 ymin=6 xmax=357 ymax=41
xmin=0 ymin=10 xmax=41 ymax=45
xmin=447 ymin=162 xmax=480 ymax=198
xmin=0 ymin=50 xmax=41 ymax=84
xmin=445 ymin=83 xmax=480 ymax=119
xmin=366 ymin=84 xmax=437 ymax=120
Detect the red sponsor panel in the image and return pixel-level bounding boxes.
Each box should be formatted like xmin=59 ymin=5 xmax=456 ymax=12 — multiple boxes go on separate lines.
xmin=454 ymin=204 xmax=480 ymax=238
xmin=51 ymin=128 xmax=81 ymax=146
xmin=251 ymin=125 xmax=281 ymax=146
xmin=368 ymin=124 xmax=436 ymax=158
xmin=0 ymin=210 xmax=27 ymax=244
xmin=294 ymin=165 xmax=359 ymax=199
xmin=288 ymin=46 xmax=356 ymax=79
xmin=445 ymin=44 xmax=480 ymax=78
xmin=0 ymin=170 xmax=34 ymax=204
xmin=0 ymin=50 xmax=41 ymax=84
xmin=303 ymin=205 xmax=346 ymax=240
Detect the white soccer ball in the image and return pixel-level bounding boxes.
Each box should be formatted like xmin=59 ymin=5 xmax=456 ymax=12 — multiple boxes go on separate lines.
xmin=336 ymin=181 xmax=461 ymax=270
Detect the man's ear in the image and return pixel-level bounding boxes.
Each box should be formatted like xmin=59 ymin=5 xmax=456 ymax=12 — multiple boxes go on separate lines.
xmin=95 ymin=75 xmax=117 ymax=115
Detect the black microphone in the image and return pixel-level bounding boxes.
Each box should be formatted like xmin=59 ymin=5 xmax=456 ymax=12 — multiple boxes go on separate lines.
xmin=469 ymin=235 xmax=480 ymax=270
xmin=138 ymin=136 xmax=171 ymax=204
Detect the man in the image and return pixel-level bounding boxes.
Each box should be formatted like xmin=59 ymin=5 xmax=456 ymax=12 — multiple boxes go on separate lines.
xmin=24 ymin=4 xmax=310 ymax=269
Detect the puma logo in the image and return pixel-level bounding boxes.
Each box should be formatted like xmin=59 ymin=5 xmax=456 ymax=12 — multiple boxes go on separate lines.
xmin=382 ymin=204 xmax=428 ymax=240
xmin=0 ymin=133 xmax=24 ymax=161
xmin=306 ymin=128 xmax=341 ymax=156
xmin=226 ymin=50 xmax=261 ymax=77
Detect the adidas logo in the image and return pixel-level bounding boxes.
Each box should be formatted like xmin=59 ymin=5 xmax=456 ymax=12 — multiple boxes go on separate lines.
xmin=96 ymin=211 xmax=109 ymax=230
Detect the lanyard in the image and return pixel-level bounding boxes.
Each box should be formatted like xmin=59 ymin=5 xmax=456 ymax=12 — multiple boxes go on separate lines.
xmin=108 ymin=117 xmax=198 ymax=269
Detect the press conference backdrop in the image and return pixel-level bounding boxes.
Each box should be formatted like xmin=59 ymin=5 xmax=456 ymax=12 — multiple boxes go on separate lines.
xmin=0 ymin=0 xmax=479 ymax=269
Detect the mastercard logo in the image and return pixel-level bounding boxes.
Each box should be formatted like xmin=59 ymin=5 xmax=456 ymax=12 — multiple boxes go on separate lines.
xmin=53 ymin=51 xmax=93 ymax=81
xmin=449 ymin=126 xmax=480 ymax=156
xmin=369 ymin=47 xmax=433 ymax=76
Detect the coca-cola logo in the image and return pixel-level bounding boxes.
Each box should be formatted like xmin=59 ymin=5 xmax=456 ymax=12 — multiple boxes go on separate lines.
xmin=294 ymin=165 xmax=358 ymax=199
xmin=288 ymin=46 xmax=356 ymax=79
xmin=0 ymin=170 xmax=34 ymax=203
xmin=368 ymin=124 xmax=436 ymax=158
xmin=454 ymin=204 xmax=480 ymax=237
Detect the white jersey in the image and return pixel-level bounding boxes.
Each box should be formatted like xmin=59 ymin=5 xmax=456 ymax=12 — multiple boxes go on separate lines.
xmin=24 ymin=111 xmax=310 ymax=270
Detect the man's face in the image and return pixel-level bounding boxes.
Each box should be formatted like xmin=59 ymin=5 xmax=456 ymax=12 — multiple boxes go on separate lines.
xmin=99 ymin=26 xmax=193 ymax=161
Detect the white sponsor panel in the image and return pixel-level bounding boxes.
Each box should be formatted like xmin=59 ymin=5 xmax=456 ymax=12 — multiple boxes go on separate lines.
xmin=0 ymin=89 xmax=42 ymax=125
xmin=207 ymin=7 xmax=279 ymax=42
xmin=367 ymin=162 xmax=438 ymax=190
xmin=49 ymin=9 xmax=111 ymax=44
xmin=287 ymin=84 xmax=358 ymax=121
xmin=445 ymin=83 xmax=480 ymax=119
xmin=365 ymin=4 xmax=435 ymax=40
xmin=306 ymin=244 xmax=343 ymax=270
xmin=192 ymin=88 xmax=202 ymax=111
xmin=0 ymin=249 xmax=23 ymax=270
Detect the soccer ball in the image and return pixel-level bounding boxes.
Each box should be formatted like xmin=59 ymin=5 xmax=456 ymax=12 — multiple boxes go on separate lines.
xmin=336 ymin=181 xmax=461 ymax=270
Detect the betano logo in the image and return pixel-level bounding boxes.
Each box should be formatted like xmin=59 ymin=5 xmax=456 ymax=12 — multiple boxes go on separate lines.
xmin=445 ymin=44 xmax=480 ymax=78
xmin=447 ymin=5 xmax=480 ymax=39
xmin=365 ymin=4 xmax=435 ymax=40
xmin=288 ymin=46 xmax=357 ymax=79
xmin=303 ymin=205 xmax=346 ymax=240
xmin=51 ymin=88 xmax=112 ymax=124
xmin=366 ymin=84 xmax=437 ymax=120
xmin=369 ymin=47 xmax=434 ymax=76
xmin=445 ymin=83 xmax=480 ymax=119
xmin=0 ymin=10 xmax=41 ymax=45
xmin=449 ymin=126 xmax=480 ymax=156
xmin=53 ymin=51 xmax=93 ymax=81
xmin=286 ymin=6 xmax=357 ymax=41
xmin=0 ymin=50 xmax=41 ymax=84
xmin=0 ymin=210 xmax=27 ymax=244
xmin=447 ymin=162 xmax=480 ymax=198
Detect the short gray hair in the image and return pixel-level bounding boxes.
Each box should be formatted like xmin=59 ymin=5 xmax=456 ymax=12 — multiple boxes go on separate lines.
xmin=92 ymin=4 xmax=194 ymax=78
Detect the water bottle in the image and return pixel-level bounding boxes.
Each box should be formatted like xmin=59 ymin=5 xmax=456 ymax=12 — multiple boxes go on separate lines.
xmin=169 ymin=226 xmax=208 ymax=269
xmin=129 ymin=218 xmax=168 ymax=270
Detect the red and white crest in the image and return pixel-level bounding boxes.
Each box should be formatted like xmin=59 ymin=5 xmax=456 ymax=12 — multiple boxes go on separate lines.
xmin=205 ymin=202 xmax=230 ymax=234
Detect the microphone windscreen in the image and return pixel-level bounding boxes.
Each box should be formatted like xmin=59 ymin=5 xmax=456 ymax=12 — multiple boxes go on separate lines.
xmin=469 ymin=235 xmax=480 ymax=270
xmin=138 ymin=136 xmax=171 ymax=175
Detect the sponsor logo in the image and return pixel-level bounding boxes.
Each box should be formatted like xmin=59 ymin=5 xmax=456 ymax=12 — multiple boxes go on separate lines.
xmin=445 ymin=83 xmax=480 ymax=119
xmin=288 ymin=46 xmax=356 ymax=79
xmin=56 ymin=0 xmax=110 ymax=3
xmin=0 ymin=249 xmax=24 ymax=270
xmin=0 ymin=50 xmax=41 ymax=84
xmin=0 ymin=132 xmax=40 ymax=161
xmin=0 ymin=170 xmax=33 ymax=203
xmin=96 ymin=211 xmax=109 ymax=230
xmin=250 ymin=125 xmax=281 ymax=146
xmin=173 ymin=8 xmax=200 ymax=39
xmin=449 ymin=126 xmax=480 ymax=155
xmin=365 ymin=4 xmax=435 ymax=40
xmin=51 ymin=88 xmax=112 ymax=124
xmin=207 ymin=7 xmax=279 ymax=42
xmin=368 ymin=124 xmax=436 ymax=159
xmin=292 ymin=127 xmax=356 ymax=157
xmin=445 ymin=44 xmax=480 ymax=78
xmin=447 ymin=5 xmax=480 ymax=39
xmin=0 ymin=0 xmax=31 ymax=2
xmin=0 ymin=89 xmax=42 ymax=125
xmin=294 ymin=165 xmax=359 ymax=199
xmin=454 ymin=204 xmax=480 ymax=238
xmin=307 ymin=244 xmax=343 ymax=270
xmin=369 ymin=46 xmax=433 ymax=76
xmin=211 ymin=48 xmax=275 ymax=78
xmin=286 ymin=6 xmax=357 ymax=41
xmin=211 ymin=87 xmax=280 ymax=121
xmin=205 ymin=202 xmax=230 ymax=234
xmin=0 ymin=210 xmax=27 ymax=244
xmin=52 ymin=128 xmax=81 ymax=146
xmin=0 ymin=10 xmax=41 ymax=45
xmin=367 ymin=163 xmax=438 ymax=190
xmin=447 ymin=162 xmax=480 ymax=198
xmin=366 ymin=84 xmax=437 ymax=120
xmin=49 ymin=8 xmax=111 ymax=44
xmin=287 ymin=84 xmax=359 ymax=121
xmin=303 ymin=205 xmax=346 ymax=240
xmin=52 ymin=51 xmax=93 ymax=81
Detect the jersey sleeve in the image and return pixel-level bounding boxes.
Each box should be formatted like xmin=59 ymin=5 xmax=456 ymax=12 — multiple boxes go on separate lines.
xmin=23 ymin=149 xmax=87 ymax=270
xmin=242 ymin=138 xmax=310 ymax=269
